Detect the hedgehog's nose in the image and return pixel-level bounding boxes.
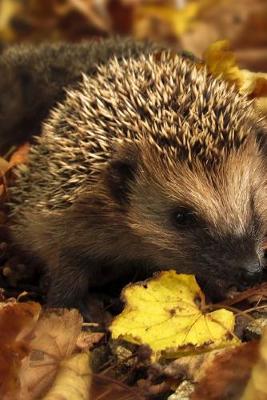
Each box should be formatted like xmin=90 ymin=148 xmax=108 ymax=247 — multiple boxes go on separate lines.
xmin=238 ymin=260 xmax=264 ymax=287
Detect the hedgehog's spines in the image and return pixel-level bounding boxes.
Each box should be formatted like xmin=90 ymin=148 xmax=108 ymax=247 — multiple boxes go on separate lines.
xmin=8 ymin=47 xmax=263 ymax=215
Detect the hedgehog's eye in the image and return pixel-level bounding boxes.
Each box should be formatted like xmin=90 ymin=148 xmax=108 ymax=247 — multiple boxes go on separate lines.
xmin=172 ymin=208 xmax=197 ymax=228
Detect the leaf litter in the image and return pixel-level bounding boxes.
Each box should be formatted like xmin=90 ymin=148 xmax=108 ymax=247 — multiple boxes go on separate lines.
xmin=0 ymin=24 xmax=267 ymax=399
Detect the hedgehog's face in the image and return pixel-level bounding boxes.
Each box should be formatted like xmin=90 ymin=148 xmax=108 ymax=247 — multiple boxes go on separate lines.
xmin=106 ymin=135 xmax=267 ymax=299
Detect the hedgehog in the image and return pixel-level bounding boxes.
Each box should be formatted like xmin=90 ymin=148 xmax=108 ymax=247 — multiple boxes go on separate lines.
xmin=2 ymin=39 xmax=267 ymax=318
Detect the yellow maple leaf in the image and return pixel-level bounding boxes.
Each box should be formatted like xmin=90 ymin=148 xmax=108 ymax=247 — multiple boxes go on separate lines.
xmin=110 ymin=271 xmax=239 ymax=361
xmin=203 ymin=40 xmax=267 ymax=114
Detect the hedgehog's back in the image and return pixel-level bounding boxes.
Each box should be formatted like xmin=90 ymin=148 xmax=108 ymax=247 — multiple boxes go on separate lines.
xmin=9 ymin=50 xmax=256 ymax=215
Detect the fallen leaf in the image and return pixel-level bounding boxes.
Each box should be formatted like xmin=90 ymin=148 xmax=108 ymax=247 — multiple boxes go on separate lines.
xmin=19 ymin=309 xmax=83 ymax=399
xmin=241 ymin=328 xmax=267 ymax=400
xmin=110 ymin=271 xmax=239 ymax=361
xmin=0 ymin=301 xmax=41 ymax=400
xmin=160 ymin=347 xmax=232 ymax=382
xmin=0 ymin=143 xmax=30 ymax=199
xmin=0 ymin=156 xmax=10 ymax=197
xmin=203 ymin=40 xmax=241 ymax=86
xmin=9 ymin=143 xmax=30 ymax=167
xmin=0 ymin=157 xmax=10 ymax=176
xmin=43 ymin=352 xmax=91 ymax=400
xmin=192 ymin=341 xmax=259 ymax=400
xmin=76 ymin=331 xmax=104 ymax=351
xmin=203 ymin=40 xmax=267 ymax=113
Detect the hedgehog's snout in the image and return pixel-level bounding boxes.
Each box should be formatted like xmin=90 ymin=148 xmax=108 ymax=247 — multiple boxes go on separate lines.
xmin=197 ymin=256 xmax=265 ymax=301
xmin=236 ymin=258 xmax=264 ymax=288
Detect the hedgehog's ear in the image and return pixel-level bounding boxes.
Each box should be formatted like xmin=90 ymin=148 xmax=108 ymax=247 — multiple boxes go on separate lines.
xmin=105 ymin=143 xmax=140 ymax=204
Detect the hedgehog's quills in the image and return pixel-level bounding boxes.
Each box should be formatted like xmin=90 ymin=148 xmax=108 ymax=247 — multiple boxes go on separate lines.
xmin=4 ymin=39 xmax=267 ymax=317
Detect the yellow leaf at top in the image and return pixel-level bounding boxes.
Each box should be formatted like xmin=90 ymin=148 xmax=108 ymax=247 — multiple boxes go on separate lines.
xmin=110 ymin=271 xmax=239 ymax=361
xmin=203 ymin=40 xmax=241 ymax=86
xmin=203 ymin=40 xmax=267 ymax=111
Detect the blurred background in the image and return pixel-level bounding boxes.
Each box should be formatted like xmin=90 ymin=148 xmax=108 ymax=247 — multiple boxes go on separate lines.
xmin=0 ymin=0 xmax=266 ymax=71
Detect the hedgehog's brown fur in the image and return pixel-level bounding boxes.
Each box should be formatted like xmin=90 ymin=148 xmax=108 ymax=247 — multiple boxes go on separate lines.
xmin=7 ymin=43 xmax=267 ymax=315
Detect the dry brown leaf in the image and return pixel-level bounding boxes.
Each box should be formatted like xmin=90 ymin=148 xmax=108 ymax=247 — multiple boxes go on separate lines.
xmin=9 ymin=143 xmax=30 ymax=167
xmin=0 ymin=301 xmax=41 ymax=400
xmin=159 ymin=347 xmax=233 ymax=382
xmin=76 ymin=331 xmax=104 ymax=351
xmin=0 ymin=156 xmax=10 ymax=198
xmin=241 ymin=328 xmax=267 ymax=400
xmin=0 ymin=157 xmax=10 ymax=176
xmin=19 ymin=309 xmax=83 ymax=400
xmin=0 ymin=143 xmax=30 ymax=199
xmin=191 ymin=341 xmax=259 ymax=400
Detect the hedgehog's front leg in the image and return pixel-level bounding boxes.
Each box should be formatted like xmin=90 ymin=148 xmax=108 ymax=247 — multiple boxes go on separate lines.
xmin=46 ymin=251 xmax=92 ymax=321
xmin=11 ymin=210 xmax=94 ymax=320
